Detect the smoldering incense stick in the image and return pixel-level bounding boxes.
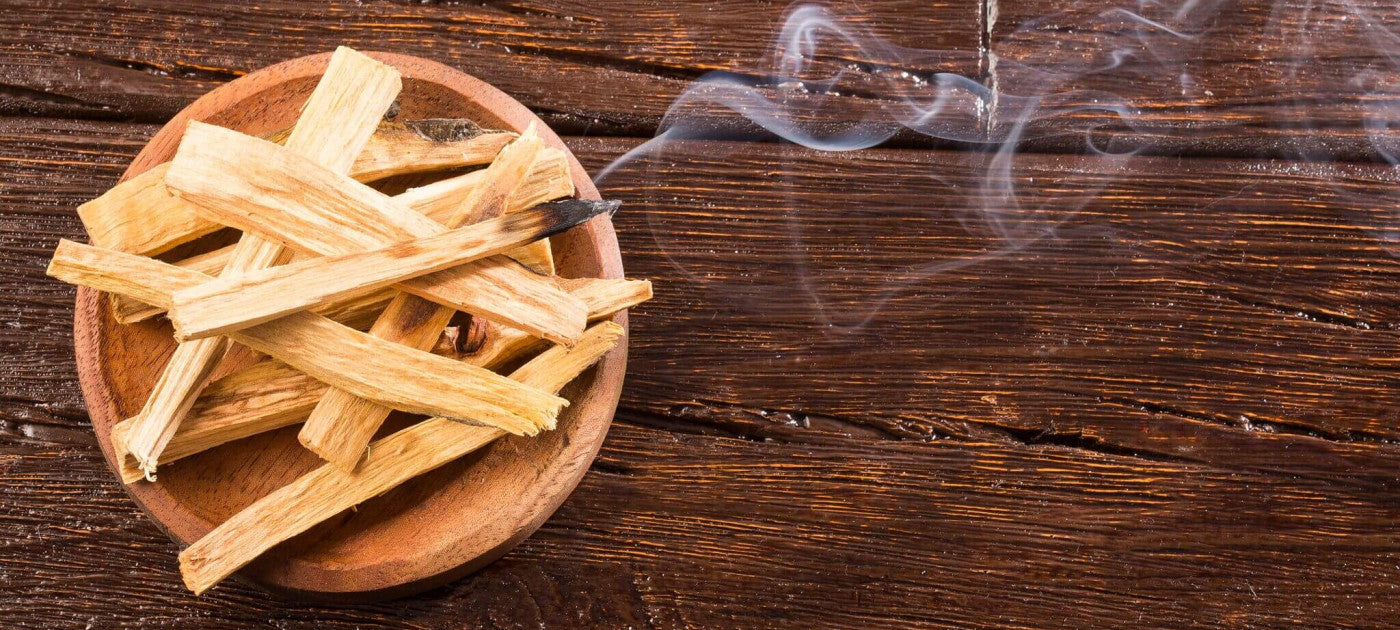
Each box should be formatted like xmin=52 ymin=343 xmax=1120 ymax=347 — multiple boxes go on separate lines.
xmin=50 ymin=198 xmax=619 ymax=343
xmin=104 ymin=278 xmax=651 ymax=483
xmin=78 ymin=124 xmax=516 ymax=259
xmin=164 ymin=122 xmax=589 ymax=345
xmin=178 ymin=321 xmax=626 ymax=595
xmin=109 ymin=149 xmax=574 ymax=324
xmin=394 ymin=148 xmax=571 ymax=275
xmin=295 ymin=125 xmax=548 ymax=470
xmin=123 ymin=47 xmax=403 ymax=480
xmin=168 ymin=198 xmax=615 ymax=341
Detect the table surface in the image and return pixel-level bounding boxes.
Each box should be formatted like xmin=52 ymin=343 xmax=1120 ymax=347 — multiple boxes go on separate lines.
xmin=5 ymin=1 xmax=1400 ymax=628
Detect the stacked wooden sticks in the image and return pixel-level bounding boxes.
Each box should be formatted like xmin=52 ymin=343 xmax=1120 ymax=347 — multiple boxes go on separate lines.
xmin=45 ymin=47 xmax=652 ymax=594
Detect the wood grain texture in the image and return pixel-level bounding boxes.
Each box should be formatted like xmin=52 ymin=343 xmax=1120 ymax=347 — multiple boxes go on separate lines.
xmin=577 ymin=137 xmax=1400 ymax=455
xmin=9 ymin=1 xmax=1397 ymax=158
xmin=5 ymin=111 xmax=1400 ymax=624
xmin=0 ymin=0 xmax=981 ymax=135
xmin=5 ymin=423 xmax=1400 ymax=629
xmin=990 ymin=0 xmax=1400 ymax=158
xmin=7 ymin=0 xmax=1400 ymax=623
xmin=121 ymin=46 xmax=403 ymax=478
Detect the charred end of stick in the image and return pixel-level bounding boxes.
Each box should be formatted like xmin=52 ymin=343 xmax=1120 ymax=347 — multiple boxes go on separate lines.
xmin=532 ymin=199 xmax=622 ymax=239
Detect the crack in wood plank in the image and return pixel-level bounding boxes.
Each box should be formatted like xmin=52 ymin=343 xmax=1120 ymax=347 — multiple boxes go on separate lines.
xmin=63 ymin=51 xmax=245 ymax=83
xmin=1204 ymin=289 xmax=1385 ymax=331
xmin=0 ymin=84 xmax=116 ymax=119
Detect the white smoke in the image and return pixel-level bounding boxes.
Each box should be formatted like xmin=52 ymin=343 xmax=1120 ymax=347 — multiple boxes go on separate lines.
xmin=592 ymin=0 xmax=1399 ymax=330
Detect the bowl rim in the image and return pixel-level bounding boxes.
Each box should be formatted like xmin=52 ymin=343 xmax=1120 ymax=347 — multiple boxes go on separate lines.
xmin=72 ymin=50 xmax=627 ymax=601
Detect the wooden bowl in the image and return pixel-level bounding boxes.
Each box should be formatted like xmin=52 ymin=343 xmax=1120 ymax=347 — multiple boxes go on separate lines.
xmin=71 ymin=52 xmax=627 ymax=601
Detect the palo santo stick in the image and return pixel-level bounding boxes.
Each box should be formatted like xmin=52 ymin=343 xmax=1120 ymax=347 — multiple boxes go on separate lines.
xmin=78 ymin=164 xmax=215 ymax=258
xmin=558 ymin=277 xmax=655 ymax=317
xmin=111 ymin=247 xmax=306 ymax=323
xmin=48 ymin=239 xmax=207 ymax=311
xmin=349 ymin=119 xmax=513 ymax=181
xmin=111 ymin=148 xmax=573 ymax=324
xmin=50 ymin=240 xmax=389 ymax=332
xmin=223 ymin=311 xmax=565 ymax=436
xmin=397 ymin=161 xmax=564 ymax=275
xmin=166 ymin=122 xmax=587 ymax=344
xmin=111 ymin=246 xmax=233 ymax=323
xmin=179 ymin=321 xmax=626 ymax=595
xmin=79 ymin=123 xmax=516 ymax=259
xmin=107 ymin=278 xmax=650 ymax=483
xmin=50 ymin=238 xmax=642 ymax=345
xmin=123 ymin=47 xmax=403 ymax=480
xmin=169 ymin=198 xmax=612 ymax=342
xmin=297 ymin=126 xmax=546 ymax=470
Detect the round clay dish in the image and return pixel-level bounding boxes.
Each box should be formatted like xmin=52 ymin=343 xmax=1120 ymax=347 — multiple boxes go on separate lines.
xmin=72 ymin=51 xmax=627 ymax=601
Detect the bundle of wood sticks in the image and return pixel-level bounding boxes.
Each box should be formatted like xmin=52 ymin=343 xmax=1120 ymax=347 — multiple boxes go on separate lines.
xmin=45 ymin=47 xmax=652 ymax=594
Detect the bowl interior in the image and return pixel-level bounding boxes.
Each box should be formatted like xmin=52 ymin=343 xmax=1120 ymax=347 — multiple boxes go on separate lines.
xmin=75 ymin=53 xmax=625 ymax=599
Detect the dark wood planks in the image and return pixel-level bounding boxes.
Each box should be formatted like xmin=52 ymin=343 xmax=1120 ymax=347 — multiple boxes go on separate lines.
xmin=7 ymin=422 xmax=1400 ymax=629
xmin=3 ymin=117 xmax=1400 ymax=626
xmin=11 ymin=1 xmax=1400 ymax=156
xmin=0 ymin=119 xmax=151 ymax=432
xmin=576 ymin=136 xmax=1400 ymax=456
xmin=991 ymin=0 xmax=1400 ymax=158
xmin=0 ymin=0 xmax=980 ymax=135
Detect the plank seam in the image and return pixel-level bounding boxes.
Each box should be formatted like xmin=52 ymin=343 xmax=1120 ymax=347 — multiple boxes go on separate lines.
xmin=1056 ymin=388 xmax=1399 ymax=446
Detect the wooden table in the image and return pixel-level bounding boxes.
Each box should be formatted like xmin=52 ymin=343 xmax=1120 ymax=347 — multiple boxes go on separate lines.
xmin=4 ymin=1 xmax=1400 ymax=627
